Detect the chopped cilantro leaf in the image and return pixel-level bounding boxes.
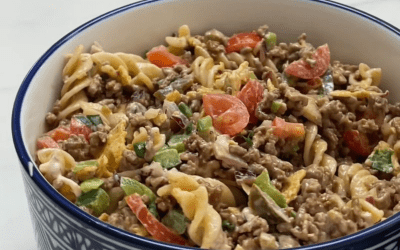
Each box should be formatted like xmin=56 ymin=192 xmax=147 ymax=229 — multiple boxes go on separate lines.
xmin=369 ymin=149 xmax=394 ymax=173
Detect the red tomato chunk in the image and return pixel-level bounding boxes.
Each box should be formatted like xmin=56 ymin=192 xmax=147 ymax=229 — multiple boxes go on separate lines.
xmin=226 ymin=32 xmax=262 ymax=53
xmin=48 ymin=126 xmax=71 ymax=142
xmin=126 ymin=194 xmax=187 ymax=246
xmin=203 ymin=94 xmax=250 ymax=136
xmin=272 ymin=117 xmax=305 ymax=140
xmin=146 ymin=45 xmax=187 ymax=68
xmin=70 ymin=118 xmax=92 ymax=142
xmin=285 ymin=44 xmax=330 ymax=79
xmin=237 ymin=79 xmax=264 ymax=124
xmin=37 ymin=136 xmax=59 ymax=149
xmin=343 ymin=130 xmax=373 ymax=157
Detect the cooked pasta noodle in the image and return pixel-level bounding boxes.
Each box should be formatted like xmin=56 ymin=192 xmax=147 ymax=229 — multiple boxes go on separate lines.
xmin=37 ymin=148 xmax=81 ymax=201
xmin=158 ymin=170 xmax=231 ymax=249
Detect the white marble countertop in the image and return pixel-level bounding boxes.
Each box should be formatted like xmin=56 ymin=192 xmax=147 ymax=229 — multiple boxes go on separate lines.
xmin=2 ymin=0 xmax=400 ymax=249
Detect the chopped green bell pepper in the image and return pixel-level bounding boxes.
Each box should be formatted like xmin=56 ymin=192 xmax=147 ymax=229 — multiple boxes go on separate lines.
xmin=76 ymin=188 xmax=110 ymax=216
xmin=80 ymin=178 xmax=104 ymax=193
xmin=178 ymin=103 xmax=193 ymax=118
xmin=168 ymin=134 xmax=190 ymax=153
xmin=265 ymin=32 xmax=277 ymax=50
xmin=197 ymin=116 xmax=213 ymax=133
xmin=153 ymin=148 xmax=181 ymax=169
xmin=120 ymin=177 xmax=156 ymax=202
xmin=271 ymin=101 xmax=282 ymax=113
xmin=73 ymin=160 xmax=99 ymax=173
xmin=161 ymin=209 xmax=189 ymax=235
xmin=254 ymin=171 xmax=287 ymax=208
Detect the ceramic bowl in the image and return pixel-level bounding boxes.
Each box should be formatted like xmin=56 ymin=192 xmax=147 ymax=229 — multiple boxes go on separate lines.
xmin=12 ymin=0 xmax=400 ymax=249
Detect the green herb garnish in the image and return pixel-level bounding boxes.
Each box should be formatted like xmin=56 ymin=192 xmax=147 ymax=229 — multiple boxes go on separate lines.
xmin=75 ymin=116 xmax=93 ymax=127
xmin=185 ymin=122 xmax=194 ymax=135
xmin=133 ymin=142 xmax=146 ymax=158
xmin=369 ymin=149 xmax=394 ymax=173
xmin=178 ymin=103 xmax=193 ymax=118
xmin=87 ymin=115 xmax=103 ymax=126
xmin=242 ymin=131 xmax=254 ymax=147
xmin=222 ymin=220 xmax=236 ymax=232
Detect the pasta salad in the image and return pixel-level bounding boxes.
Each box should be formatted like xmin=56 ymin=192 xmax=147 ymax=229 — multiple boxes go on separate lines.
xmin=36 ymin=24 xmax=400 ymax=249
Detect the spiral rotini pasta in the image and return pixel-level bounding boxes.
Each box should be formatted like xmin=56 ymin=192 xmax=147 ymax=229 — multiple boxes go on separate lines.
xmin=330 ymin=63 xmax=383 ymax=98
xmin=191 ymin=56 xmax=224 ymax=88
xmin=215 ymin=61 xmax=251 ymax=94
xmin=304 ymin=123 xmax=337 ymax=176
xmin=58 ymin=45 xmax=93 ymax=119
xmin=37 ymin=148 xmax=81 ymax=201
xmin=157 ymin=170 xmax=231 ymax=249
xmin=338 ymin=163 xmax=384 ymax=224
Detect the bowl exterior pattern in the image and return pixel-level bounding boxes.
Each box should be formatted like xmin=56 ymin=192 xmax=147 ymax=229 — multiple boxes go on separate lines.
xmin=20 ymin=165 xmax=140 ymax=250
xmin=20 ymin=160 xmax=400 ymax=250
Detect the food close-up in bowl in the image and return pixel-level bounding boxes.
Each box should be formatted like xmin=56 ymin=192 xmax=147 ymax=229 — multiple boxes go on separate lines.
xmin=12 ymin=0 xmax=400 ymax=250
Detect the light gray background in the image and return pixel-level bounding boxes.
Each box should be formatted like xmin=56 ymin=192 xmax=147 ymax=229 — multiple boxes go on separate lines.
xmin=2 ymin=0 xmax=400 ymax=249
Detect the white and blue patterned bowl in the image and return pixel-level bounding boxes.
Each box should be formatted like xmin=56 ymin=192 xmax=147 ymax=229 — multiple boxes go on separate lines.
xmin=11 ymin=0 xmax=400 ymax=249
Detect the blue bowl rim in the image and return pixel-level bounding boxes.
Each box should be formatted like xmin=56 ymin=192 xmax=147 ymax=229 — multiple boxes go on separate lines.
xmin=11 ymin=0 xmax=400 ymax=249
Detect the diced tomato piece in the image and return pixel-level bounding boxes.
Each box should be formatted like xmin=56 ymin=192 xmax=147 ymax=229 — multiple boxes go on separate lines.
xmin=237 ymin=80 xmax=264 ymax=124
xmin=272 ymin=117 xmax=305 ymax=140
xmin=343 ymin=130 xmax=373 ymax=157
xmin=126 ymin=194 xmax=187 ymax=246
xmin=203 ymin=94 xmax=249 ymax=136
xmin=146 ymin=45 xmax=187 ymax=68
xmin=37 ymin=136 xmax=59 ymax=149
xmin=70 ymin=117 xmax=92 ymax=142
xmin=48 ymin=126 xmax=71 ymax=142
xmin=285 ymin=44 xmax=330 ymax=79
xmin=365 ymin=196 xmax=375 ymax=205
xmin=226 ymin=32 xmax=262 ymax=53
xmin=307 ymin=77 xmax=323 ymax=89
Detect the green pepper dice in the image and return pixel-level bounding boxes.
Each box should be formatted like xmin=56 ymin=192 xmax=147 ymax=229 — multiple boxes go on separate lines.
xmin=271 ymin=102 xmax=282 ymax=113
xmin=265 ymin=32 xmax=277 ymax=50
xmin=76 ymin=188 xmax=110 ymax=216
xmin=153 ymin=148 xmax=181 ymax=169
xmin=178 ymin=103 xmax=193 ymax=118
xmin=80 ymin=178 xmax=104 ymax=193
xmin=120 ymin=177 xmax=156 ymax=202
xmin=73 ymin=160 xmax=99 ymax=173
xmin=168 ymin=134 xmax=190 ymax=153
xmin=161 ymin=209 xmax=188 ymax=235
xmin=197 ymin=116 xmax=213 ymax=132
xmin=254 ymin=171 xmax=287 ymax=208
